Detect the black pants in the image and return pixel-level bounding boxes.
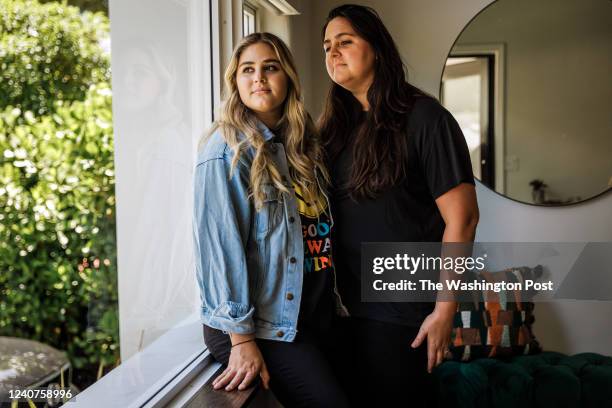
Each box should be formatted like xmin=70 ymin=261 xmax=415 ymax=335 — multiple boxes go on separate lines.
xmin=203 ymin=325 xmax=349 ymax=408
xmin=327 ymin=317 xmax=433 ymax=407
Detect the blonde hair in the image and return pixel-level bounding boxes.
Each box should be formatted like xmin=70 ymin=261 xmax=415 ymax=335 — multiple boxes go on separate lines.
xmin=203 ymin=32 xmax=329 ymax=210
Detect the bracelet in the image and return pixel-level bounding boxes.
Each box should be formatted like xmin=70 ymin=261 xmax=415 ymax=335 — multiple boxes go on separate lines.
xmin=231 ymin=338 xmax=255 ymax=348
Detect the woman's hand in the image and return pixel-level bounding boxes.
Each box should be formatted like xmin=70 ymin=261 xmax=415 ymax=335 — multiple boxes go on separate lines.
xmin=212 ymin=337 xmax=271 ymax=391
xmin=411 ymin=304 xmax=454 ymax=373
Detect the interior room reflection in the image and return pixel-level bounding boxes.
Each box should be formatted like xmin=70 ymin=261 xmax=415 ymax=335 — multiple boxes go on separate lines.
xmin=440 ymin=0 xmax=611 ymax=206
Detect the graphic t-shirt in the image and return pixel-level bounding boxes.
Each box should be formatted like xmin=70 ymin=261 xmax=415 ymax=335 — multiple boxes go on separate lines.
xmin=293 ymin=182 xmax=336 ymax=333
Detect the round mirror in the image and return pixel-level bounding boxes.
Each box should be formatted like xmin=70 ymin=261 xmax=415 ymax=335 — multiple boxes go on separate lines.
xmin=440 ymin=0 xmax=612 ymax=206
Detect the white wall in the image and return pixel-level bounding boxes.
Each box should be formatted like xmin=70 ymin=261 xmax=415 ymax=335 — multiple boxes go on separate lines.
xmin=258 ymin=4 xmax=291 ymax=43
xmin=299 ymin=0 xmax=612 ymax=355
xmin=455 ymin=0 xmax=612 ymax=204
xmin=286 ymin=0 xmax=315 ymax=110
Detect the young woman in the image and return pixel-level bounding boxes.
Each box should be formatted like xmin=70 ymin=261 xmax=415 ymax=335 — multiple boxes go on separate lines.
xmin=193 ymin=32 xmax=348 ymax=407
xmin=320 ymin=4 xmax=480 ymax=406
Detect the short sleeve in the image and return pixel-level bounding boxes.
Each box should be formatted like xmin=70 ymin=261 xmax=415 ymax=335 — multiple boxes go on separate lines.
xmin=415 ymin=104 xmax=475 ymax=199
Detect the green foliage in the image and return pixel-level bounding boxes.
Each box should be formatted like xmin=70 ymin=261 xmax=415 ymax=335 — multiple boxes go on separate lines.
xmin=0 ymin=82 xmax=118 ymax=371
xmin=1 ymin=0 xmax=117 ymax=384
xmin=0 ymin=0 xmax=110 ymax=116
xmin=39 ymin=0 xmax=109 ymax=16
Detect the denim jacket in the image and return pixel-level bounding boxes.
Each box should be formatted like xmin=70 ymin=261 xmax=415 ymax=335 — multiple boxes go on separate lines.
xmin=193 ymin=122 xmax=347 ymax=342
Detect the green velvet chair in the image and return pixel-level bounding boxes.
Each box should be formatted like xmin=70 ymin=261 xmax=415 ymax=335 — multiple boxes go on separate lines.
xmin=433 ymin=352 xmax=612 ymax=408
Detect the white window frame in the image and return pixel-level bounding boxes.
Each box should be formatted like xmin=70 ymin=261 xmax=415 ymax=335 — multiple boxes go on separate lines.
xmin=64 ymin=313 xmax=220 ymax=408
xmin=243 ymin=2 xmax=257 ymax=36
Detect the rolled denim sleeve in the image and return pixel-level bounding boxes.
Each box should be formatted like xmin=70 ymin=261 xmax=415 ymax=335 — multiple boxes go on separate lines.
xmin=193 ymin=156 xmax=255 ymax=334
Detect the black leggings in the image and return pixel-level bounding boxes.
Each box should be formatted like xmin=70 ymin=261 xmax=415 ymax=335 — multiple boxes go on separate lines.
xmin=203 ymin=325 xmax=349 ymax=408
xmin=326 ymin=317 xmax=433 ymax=407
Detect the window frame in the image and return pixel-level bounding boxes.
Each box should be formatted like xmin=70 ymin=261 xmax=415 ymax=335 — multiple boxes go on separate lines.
xmin=65 ymin=313 xmax=219 ymax=407
xmin=242 ymin=2 xmax=257 ymax=37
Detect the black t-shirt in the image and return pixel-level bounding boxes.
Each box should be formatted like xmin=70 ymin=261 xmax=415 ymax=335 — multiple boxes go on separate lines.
xmin=329 ymin=97 xmax=475 ymax=326
xmin=293 ymin=182 xmax=335 ymax=333
xmin=271 ymin=135 xmax=335 ymax=334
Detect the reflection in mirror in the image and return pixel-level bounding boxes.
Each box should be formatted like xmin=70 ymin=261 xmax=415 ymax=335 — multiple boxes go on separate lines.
xmin=441 ymin=0 xmax=612 ymax=205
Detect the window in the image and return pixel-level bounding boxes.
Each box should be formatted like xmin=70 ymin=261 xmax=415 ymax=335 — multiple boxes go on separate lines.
xmin=0 ymin=0 xmax=217 ymax=405
xmin=243 ymin=3 xmax=257 ymax=36
xmin=0 ymin=0 xmax=117 ymax=400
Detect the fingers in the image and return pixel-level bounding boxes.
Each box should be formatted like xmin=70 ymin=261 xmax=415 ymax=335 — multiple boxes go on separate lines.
xmin=237 ymin=370 xmax=258 ymax=391
xmin=260 ymin=363 xmax=270 ymax=390
xmin=427 ymin=340 xmax=436 ymax=373
xmin=436 ymin=348 xmax=444 ymax=368
xmin=225 ymin=370 xmax=248 ymax=391
xmin=426 ymin=342 xmax=447 ymax=374
xmin=212 ymin=368 xmax=234 ymax=390
xmin=411 ymin=326 xmax=427 ymax=348
xmin=214 ymin=367 xmax=265 ymax=392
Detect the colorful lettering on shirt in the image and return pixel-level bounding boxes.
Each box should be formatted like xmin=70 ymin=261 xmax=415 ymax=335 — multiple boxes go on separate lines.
xmin=293 ymin=182 xmax=333 ymax=275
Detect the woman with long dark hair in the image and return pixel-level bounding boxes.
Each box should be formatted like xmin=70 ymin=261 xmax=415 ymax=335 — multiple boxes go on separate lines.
xmin=320 ymin=4 xmax=479 ymax=405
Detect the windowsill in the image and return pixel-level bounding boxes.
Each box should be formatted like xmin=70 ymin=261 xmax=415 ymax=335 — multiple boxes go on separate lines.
xmin=64 ymin=312 xmax=218 ymax=408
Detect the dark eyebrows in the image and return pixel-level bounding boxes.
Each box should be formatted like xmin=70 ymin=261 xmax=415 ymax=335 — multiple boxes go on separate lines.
xmin=323 ymin=32 xmax=356 ymax=44
xmin=238 ymin=58 xmax=281 ymax=67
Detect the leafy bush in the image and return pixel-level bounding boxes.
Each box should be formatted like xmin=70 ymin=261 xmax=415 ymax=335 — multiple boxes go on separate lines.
xmin=0 ymin=0 xmax=110 ymax=116
xmin=0 ymin=82 xmax=118 ymax=375
xmin=39 ymin=0 xmax=109 ymax=16
xmin=0 ymin=0 xmax=117 ymax=388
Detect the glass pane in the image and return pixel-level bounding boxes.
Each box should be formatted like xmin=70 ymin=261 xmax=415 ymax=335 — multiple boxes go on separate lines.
xmin=110 ymin=0 xmax=207 ymax=377
xmin=243 ymin=7 xmax=256 ymax=36
xmin=0 ymin=0 xmax=117 ymax=399
xmin=249 ymin=13 xmax=256 ymax=35
xmin=2 ymin=0 xmax=212 ymax=403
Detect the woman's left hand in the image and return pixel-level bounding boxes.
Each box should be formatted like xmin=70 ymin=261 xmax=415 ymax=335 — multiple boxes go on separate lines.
xmin=411 ymin=306 xmax=454 ymax=373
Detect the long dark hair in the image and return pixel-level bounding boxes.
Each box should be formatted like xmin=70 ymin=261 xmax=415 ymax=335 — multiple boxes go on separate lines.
xmin=319 ymin=4 xmax=427 ymax=198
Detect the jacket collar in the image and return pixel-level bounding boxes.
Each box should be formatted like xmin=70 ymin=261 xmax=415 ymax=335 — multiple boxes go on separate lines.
xmin=256 ymin=120 xmax=276 ymax=142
